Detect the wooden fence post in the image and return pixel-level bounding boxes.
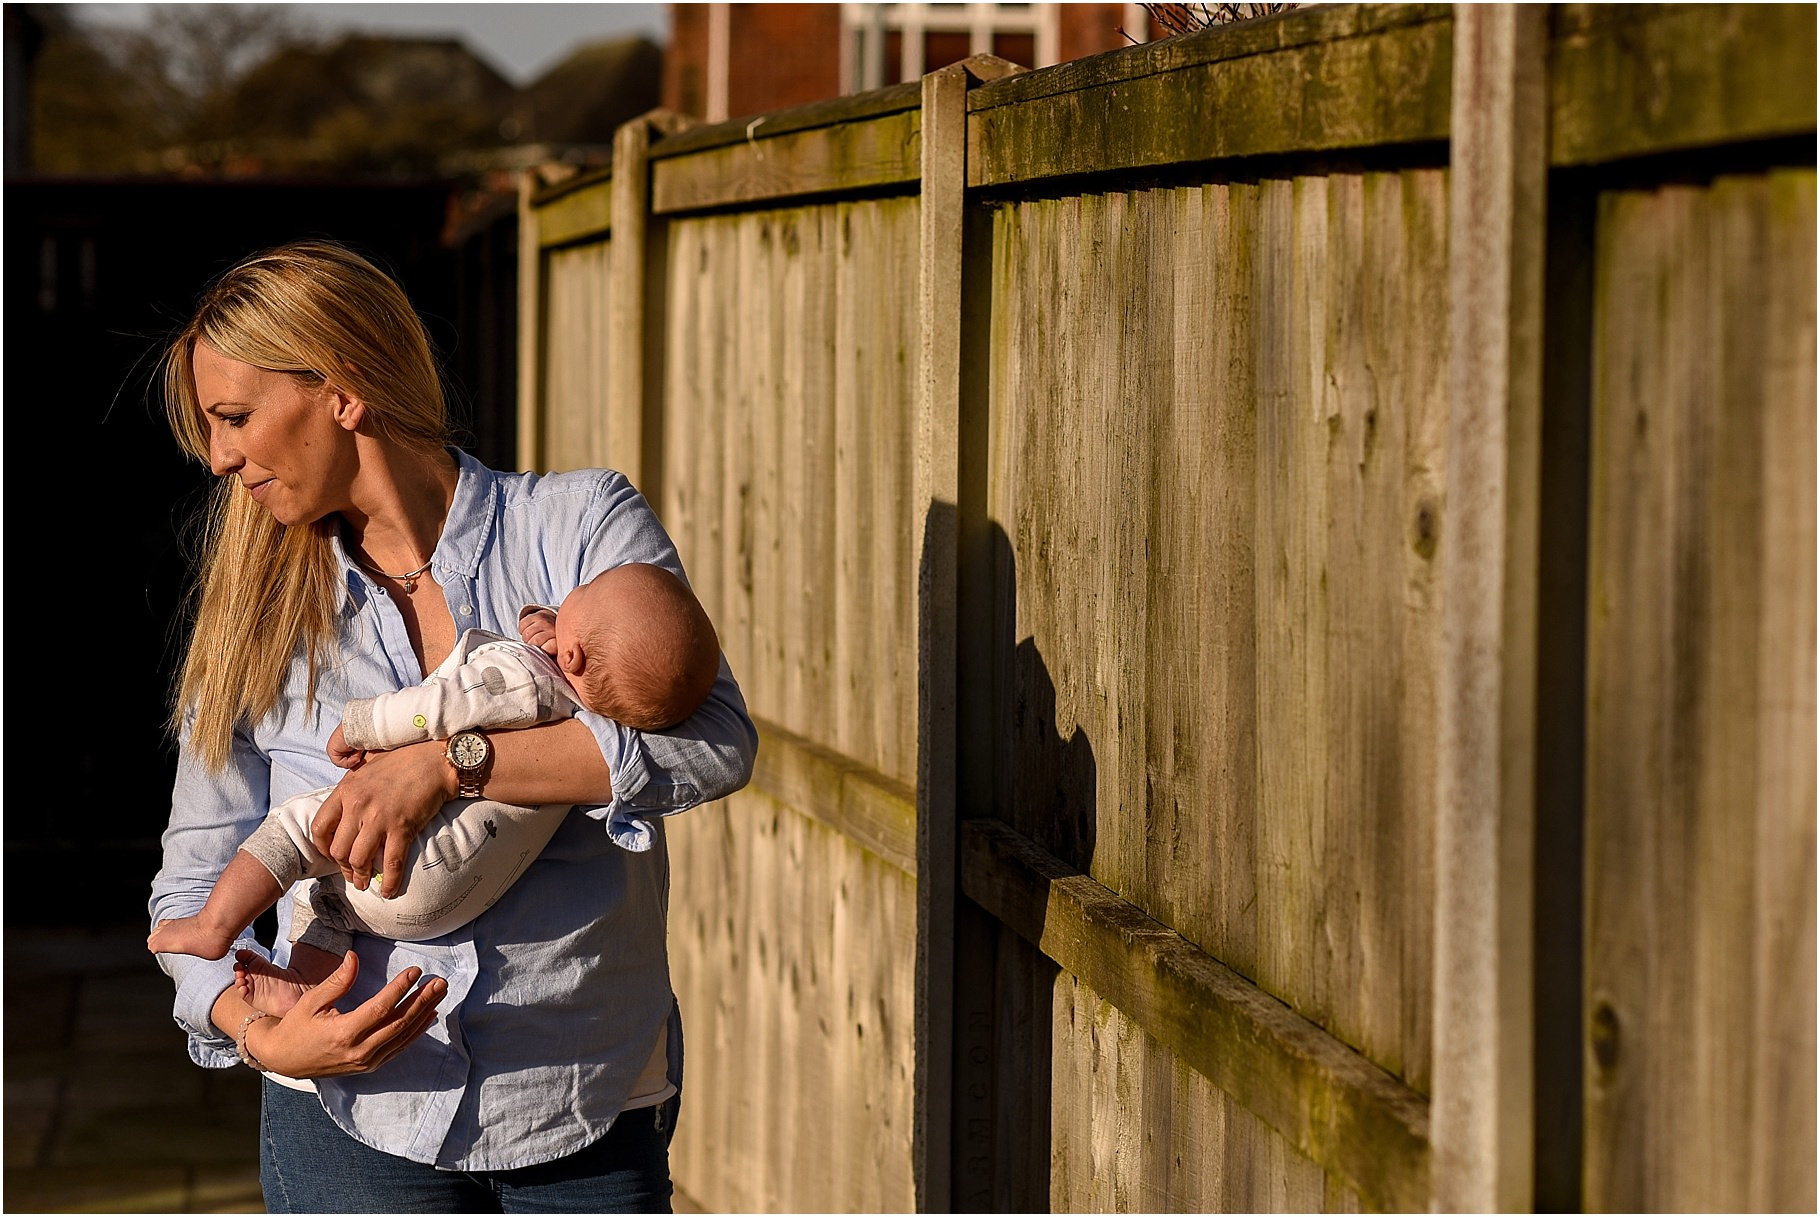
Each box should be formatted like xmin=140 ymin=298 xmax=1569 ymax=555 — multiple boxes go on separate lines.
xmin=516 ymin=168 xmax=547 ymax=472
xmin=1434 ymin=4 xmax=1548 ymax=1210
xmin=608 ymin=110 xmax=694 ymax=500
xmin=915 ymin=52 xmax=1021 ymax=1213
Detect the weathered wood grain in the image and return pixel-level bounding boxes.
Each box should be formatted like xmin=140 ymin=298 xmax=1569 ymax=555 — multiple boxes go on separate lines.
xmin=1746 ymin=167 xmax=1816 ymax=1216
xmin=1147 ymin=177 xmax=1261 ymax=982
xmin=515 ymin=173 xmax=546 ymax=471
xmin=1253 ymin=169 xmax=1334 ymax=1031
xmin=836 ymin=196 xmax=920 ymax=782
xmin=966 ymin=11 xmax=1450 ymax=188
xmin=653 ymin=196 xmax=927 ymax=1213
xmin=983 ymin=168 xmax=1449 ymax=1208
xmin=1550 ymin=4 xmax=1817 ymax=167
xmin=514 ymin=11 xmax=1814 ymax=1215
xmin=651 ymin=108 xmax=922 ymax=215
xmin=747 ymin=714 xmax=917 ymax=876
xmin=963 ymin=817 xmax=1431 ymax=1212
xmin=1433 ymin=7 xmax=1547 ymax=1208
xmin=667 ymin=789 xmax=919 ymax=1212
xmin=1584 ymin=169 xmax=1817 ymax=1215
xmin=541 ymin=239 xmax=611 ymax=472
xmin=534 ymin=176 xmax=613 ymax=250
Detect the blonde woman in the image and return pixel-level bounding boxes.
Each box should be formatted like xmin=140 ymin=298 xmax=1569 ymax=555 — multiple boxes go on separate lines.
xmin=149 ymin=240 xmax=756 ymax=1212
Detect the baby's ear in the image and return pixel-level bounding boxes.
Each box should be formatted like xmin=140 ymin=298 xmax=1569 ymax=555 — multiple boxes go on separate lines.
xmin=559 ymin=640 xmax=587 ymax=677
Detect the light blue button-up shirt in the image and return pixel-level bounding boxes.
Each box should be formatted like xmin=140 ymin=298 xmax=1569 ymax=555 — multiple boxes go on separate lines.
xmin=150 ymin=450 xmax=757 ymax=1170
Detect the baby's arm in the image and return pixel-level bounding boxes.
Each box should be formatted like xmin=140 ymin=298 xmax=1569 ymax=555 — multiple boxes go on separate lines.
xmin=339 ymin=643 xmax=574 ymax=752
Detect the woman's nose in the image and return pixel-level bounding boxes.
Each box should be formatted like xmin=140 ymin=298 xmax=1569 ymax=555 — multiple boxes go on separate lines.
xmin=208 ymin=427 xmax=241 ymax=477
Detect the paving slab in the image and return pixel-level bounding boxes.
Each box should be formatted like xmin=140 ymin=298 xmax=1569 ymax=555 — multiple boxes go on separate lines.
xmin=5 ymin=925 xmax=264 ymax=1213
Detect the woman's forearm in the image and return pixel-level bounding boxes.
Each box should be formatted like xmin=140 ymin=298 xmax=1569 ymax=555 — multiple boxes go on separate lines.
xmin=311 ymin=716 xmax=618 ymax=895
xmin=479 ymin=716 xmax=617 ymax=806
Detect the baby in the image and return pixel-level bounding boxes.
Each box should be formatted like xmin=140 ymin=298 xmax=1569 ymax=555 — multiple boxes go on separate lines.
xmin=148 ymin=563 xmax=721 ymax=986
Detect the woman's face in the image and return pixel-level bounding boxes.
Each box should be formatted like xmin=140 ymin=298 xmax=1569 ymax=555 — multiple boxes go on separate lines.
xmin=192 ymin=340 xmax=363 ymax=527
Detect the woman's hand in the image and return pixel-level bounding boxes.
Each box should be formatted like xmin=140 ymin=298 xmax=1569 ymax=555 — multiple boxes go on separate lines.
xmin=311 ymin=740 xmax=456 ymax=899
xmin=237 ymin=950 xmax=447 ymax=1079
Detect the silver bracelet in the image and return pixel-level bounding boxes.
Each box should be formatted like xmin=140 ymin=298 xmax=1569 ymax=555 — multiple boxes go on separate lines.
xmin=237 ymin=1011 xmax=273 ymax=1073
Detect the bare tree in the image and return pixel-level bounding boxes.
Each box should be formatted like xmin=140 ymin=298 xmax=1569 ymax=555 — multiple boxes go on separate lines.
xmin=1121 ymin=2 xmax=1300 ymax=44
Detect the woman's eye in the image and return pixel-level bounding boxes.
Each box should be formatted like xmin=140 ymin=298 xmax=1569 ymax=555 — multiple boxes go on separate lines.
xmin=222 ymin=413 xmax=250 ymax=428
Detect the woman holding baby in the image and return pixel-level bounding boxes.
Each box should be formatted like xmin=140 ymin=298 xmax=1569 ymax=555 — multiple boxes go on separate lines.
xmin=149 ymin=239 xmax=755 ymax=1212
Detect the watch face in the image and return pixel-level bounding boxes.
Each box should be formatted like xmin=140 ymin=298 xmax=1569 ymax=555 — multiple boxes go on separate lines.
xmin=449 ymin=733 xmax=488 ymax=768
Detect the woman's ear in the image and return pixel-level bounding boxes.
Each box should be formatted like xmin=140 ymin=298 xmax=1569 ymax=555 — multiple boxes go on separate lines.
xmin=330 ymin=388 xmax=366 ymax=432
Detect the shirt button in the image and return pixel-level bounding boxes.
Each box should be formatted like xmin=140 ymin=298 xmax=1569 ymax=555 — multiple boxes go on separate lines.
xmin=460 ymin=605 xmax=473 ymax=616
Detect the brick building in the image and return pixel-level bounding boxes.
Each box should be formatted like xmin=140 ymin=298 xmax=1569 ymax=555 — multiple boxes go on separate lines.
xmin=663 ymin=2 xmax=1154 ymax=121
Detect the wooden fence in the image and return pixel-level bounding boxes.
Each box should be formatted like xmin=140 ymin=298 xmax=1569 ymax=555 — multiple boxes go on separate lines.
xmin=515 ymin=5 xmax=1815 ymax=1210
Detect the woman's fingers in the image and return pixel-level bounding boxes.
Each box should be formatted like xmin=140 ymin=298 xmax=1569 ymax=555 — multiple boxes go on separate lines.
xmin=363 ymin=976 xmax=447 ymax=1068
xmin=339 ymin=967 xmax=446 ymax=1068
xmin=379 ymin=832 xmax=412 ymax=899
xmin=292 ymin=950 xmax=361 ymax=1015
xmin=311 ymin=788 xmax=344 ymax=856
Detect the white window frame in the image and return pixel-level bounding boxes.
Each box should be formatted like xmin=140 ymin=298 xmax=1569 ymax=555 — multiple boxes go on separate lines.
xmin=841 ymin=3 xmax=1062 ymax=93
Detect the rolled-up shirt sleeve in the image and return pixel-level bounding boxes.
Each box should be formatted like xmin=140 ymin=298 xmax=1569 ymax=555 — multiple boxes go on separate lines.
xmin=149 ymin=720 xmax=274 ymax=1068
xmin=565 ymin=474 xmax=759 ymax=851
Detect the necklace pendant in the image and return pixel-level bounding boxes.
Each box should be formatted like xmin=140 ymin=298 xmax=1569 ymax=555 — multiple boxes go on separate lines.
xmin=400 ymin=576 xmax=417 ymax=595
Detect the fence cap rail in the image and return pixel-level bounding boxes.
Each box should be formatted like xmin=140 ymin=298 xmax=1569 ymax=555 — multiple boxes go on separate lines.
xmin=968 ymin=2 xmax=1452 ymax=111
xmin=651 ymin=81 xmax=924 ymax=161
xmin=527 ymin=162 xmax=614 ymax=211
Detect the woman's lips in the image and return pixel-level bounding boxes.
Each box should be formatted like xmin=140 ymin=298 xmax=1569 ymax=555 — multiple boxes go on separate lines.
xmin=246 ymin=479 xmax=272 ymax=503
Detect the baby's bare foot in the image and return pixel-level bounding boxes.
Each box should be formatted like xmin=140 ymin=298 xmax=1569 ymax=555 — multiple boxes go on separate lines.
xmin=232 ymin=950 xmax=314 ymax=1017
xmin=147 ymin=917 xmax=233 ymax=960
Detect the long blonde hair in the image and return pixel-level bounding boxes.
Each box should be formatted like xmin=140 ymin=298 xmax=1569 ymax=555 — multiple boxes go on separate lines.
xmin=163 ymin=240 xmax=453 ymax=770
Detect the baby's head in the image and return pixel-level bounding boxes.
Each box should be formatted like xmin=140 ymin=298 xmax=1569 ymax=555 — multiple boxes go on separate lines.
xmin=555 ymin=564 xmax=721 ymax=731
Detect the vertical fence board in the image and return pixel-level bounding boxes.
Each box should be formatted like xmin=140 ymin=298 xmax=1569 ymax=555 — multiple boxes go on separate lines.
xmin=833 ymin=198 xmax=922 ymax=782
xmin=542 ymin=241 xmax=611 ymax=472
xmin=1253 ymin=173 xmax=1334 ymax=1028
xmin=1322 ymin=169 xmax=1380 ymax=1071
xmin=1585 ymin=169 xmax=1818 ymax=1214
xmin=1210 ymin=178 xmax=1265 ymax=984
xmin=1748 ymin=169 xmax=1816 ymax=1214
xmin=1397 ymin=167 xmax=1449 ymax=1098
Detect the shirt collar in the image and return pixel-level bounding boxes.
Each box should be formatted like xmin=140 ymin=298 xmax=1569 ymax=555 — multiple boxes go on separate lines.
xmin=333 ymin=448 xmax=497 ymax=612
xmin=435 ymin=448 xmax=499 ymax=580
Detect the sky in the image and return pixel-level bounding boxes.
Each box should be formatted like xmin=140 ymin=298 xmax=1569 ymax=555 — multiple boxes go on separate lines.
xmin=75 ymin=3 xmax=670 ymax=86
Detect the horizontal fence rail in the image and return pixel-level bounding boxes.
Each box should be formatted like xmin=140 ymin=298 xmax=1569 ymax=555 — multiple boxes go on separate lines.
xmin=960 ymin=817 xmax=1432 ymax=1213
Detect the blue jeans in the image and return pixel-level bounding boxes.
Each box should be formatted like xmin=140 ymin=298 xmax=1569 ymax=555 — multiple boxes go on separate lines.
xmin=258 ymin=1079 xmax=679 ymax=1213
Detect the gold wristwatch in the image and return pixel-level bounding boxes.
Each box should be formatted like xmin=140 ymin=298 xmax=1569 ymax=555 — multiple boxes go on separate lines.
xmin=445 ymin=730 xmax=493 ymax=798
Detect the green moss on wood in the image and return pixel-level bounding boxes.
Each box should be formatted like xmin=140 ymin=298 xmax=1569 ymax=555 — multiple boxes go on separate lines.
xmin=969 ymin=18 xmax=1451 ymax=188
xmin=1550 ymin=4 xmax=1816 ymax=166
